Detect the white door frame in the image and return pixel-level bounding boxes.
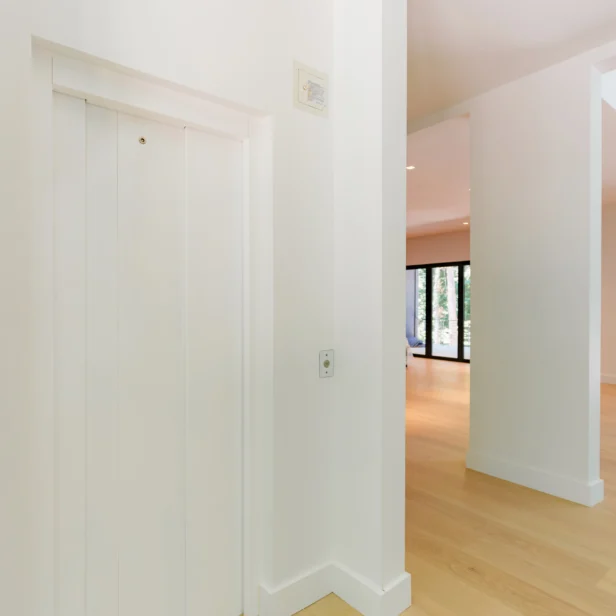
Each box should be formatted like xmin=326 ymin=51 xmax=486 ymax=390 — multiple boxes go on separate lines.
xmin=30 ymin=40 xmax=272 ymax=616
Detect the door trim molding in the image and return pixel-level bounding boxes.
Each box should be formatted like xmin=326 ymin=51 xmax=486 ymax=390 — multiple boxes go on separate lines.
xmin=36 ymin=36 xmax=251 ymax=140
xmin=31 ymin=40 xmax=271 ymax=616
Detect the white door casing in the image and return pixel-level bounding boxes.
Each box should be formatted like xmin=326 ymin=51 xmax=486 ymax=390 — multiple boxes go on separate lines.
xmin=32 ymin=43 xmax=273 ymax=616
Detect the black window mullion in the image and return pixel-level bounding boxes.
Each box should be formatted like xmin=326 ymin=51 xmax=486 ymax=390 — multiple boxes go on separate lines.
xmin=425 ymin=267 xmax=433 ymax=358
xmin=457 ymin=264 xmax=464 ymax=361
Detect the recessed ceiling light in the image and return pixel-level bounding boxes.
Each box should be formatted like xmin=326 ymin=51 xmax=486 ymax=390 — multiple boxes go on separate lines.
xmin=463 ymin=222 xmax=469 ymax=225
xmin=406 ymin=166 xmax=415 ymax=170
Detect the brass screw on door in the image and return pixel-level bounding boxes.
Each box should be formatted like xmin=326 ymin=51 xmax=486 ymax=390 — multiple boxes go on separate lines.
xmin=139 ymin=137 xmax=147 ymax=144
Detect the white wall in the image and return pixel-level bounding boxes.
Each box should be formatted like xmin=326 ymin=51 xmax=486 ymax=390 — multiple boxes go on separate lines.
xmin=603 ymin=201 xmax=616 ymax=383
xmin=0 ymin=1 xmax=32 ymax=615
xmin=406 ymin=230 xmax=470 ymax=266
xmin=466 ymin=49 xmax=605 ymax=506
xmin=29 ymin=0 xmax=334 ymax=602
xmin=2 ymin=0 xmax=410 ymax=614
xmin=333 ymin=0 xmax=410 ymax=598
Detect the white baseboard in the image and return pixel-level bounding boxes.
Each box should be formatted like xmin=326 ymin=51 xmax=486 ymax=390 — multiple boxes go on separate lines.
xmin=260 ymin=563 xmax=411 ymax=616
xmin=259 ymin=564 xmax=332 ymax=616
xmin=601 ymin=374 xmax=616 ymax=385
xmin=466 ymin=450 xmax=604 ymax=507
xmin=330 ymin=565 xmax=411 ymax=616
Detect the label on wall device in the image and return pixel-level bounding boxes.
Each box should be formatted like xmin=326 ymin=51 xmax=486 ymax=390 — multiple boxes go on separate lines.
xmin=294 ymin=61 xmax=328 ymax=117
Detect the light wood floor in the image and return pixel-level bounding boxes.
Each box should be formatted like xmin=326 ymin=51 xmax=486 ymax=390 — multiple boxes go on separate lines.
xmin=298 ymin=360 xmax=616 ymax=615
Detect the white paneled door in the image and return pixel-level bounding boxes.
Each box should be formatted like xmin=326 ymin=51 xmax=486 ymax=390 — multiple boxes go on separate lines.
xmin=52 ymin=92 xmax=243 ymax=616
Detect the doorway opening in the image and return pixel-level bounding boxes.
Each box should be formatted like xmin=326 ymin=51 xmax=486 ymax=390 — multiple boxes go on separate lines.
xmin=602 ymin=90 xmax=616 ymax=505
xmin=404 ymin=114 xmax=472 ymax=609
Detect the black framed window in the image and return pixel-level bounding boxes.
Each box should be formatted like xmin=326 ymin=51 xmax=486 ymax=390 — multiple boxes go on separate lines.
xmin=406 ymin=261 xmax=470 ymax=363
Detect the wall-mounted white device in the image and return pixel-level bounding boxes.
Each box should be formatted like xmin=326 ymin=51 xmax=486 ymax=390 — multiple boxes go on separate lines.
xmin=294 ymin=61 xmax=328 ymax=117
xmin=319 ymin=350 xmax=334 ymax=378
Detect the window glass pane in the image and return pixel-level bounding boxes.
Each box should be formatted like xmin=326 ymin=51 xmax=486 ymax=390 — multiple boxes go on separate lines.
xmin=405 ymin=268 xmax=426 ymax=355
xmin=464 ymin=264 xmax=471 ymax=360
xmin=431 ymin=266 xmax=458 ymax=359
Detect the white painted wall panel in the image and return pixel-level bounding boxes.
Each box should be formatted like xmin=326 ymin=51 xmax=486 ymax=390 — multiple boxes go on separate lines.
xmin=116 ymin=113 xmax=186 ymax=616
xmin=52 ymin=97 xmax=244 ymax=616
xmin=85 ymin=103 xmax=119 ymax=616
xmin=185 ymin=128 xmax=243 ymax=616
xmin=53 ymin=92 xmax=87 ymax=616
xmin=406 ymin=230 xmax=470 ymax=266
xmin=31 ymin=49 xmax=56 ymax=616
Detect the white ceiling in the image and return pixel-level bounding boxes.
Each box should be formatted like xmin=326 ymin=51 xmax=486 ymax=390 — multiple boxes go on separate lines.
xmin=406 ymin=116 xmax=470 ymax=237
xmin=407 ymin=0 xmax=616 ymax=123
xmin=406 ymin=104 xmax=616 ymax=236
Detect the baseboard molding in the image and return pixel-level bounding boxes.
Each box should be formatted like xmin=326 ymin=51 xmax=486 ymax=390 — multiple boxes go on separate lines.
xmin=260 ymin=563 xmax=411 ymax=616
xmin=601 ymin=374 xmax=616 ymax=385
xmin=259 ymin=564 xmax=332 ymax=616
xmin=330 ymin=565 xmax=411 ymax=616
xmin=466 ymin=450 xmax=604 ymax=507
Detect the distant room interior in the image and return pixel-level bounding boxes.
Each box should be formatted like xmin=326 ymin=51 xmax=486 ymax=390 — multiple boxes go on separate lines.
xmin=406 ymin=261 xmax=470 ymax=361
xmin=405 ymin=115 xmax=470 ymax=365
xmin=400 ymin=80 xmax=616 ymax=616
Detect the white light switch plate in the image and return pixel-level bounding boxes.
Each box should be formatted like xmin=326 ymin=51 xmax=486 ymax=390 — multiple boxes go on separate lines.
xmin=293 ymin=61 xmax=329 ymax=117
xmin=319 ymin=350 xmax=334 ymax=378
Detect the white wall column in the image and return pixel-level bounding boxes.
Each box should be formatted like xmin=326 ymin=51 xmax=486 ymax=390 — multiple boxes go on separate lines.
xmin=332 ymin=0 xmax=411 ymax=612
xmin=467 ymin=55 xmax=604 ymax=506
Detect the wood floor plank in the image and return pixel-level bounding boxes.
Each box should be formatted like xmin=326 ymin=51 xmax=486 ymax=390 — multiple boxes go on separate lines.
xmin=465 ymin=537 xmax=615 ymax=615
xmin=298 ymin=361 xmax=616 ymax=615
xmin=407 ymin=554 xmax=522 ymax=616
xmin=596 ymin=569 xmax=616 ymax=597
xmin=411 ymin=530 xmax=589 ymax=616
